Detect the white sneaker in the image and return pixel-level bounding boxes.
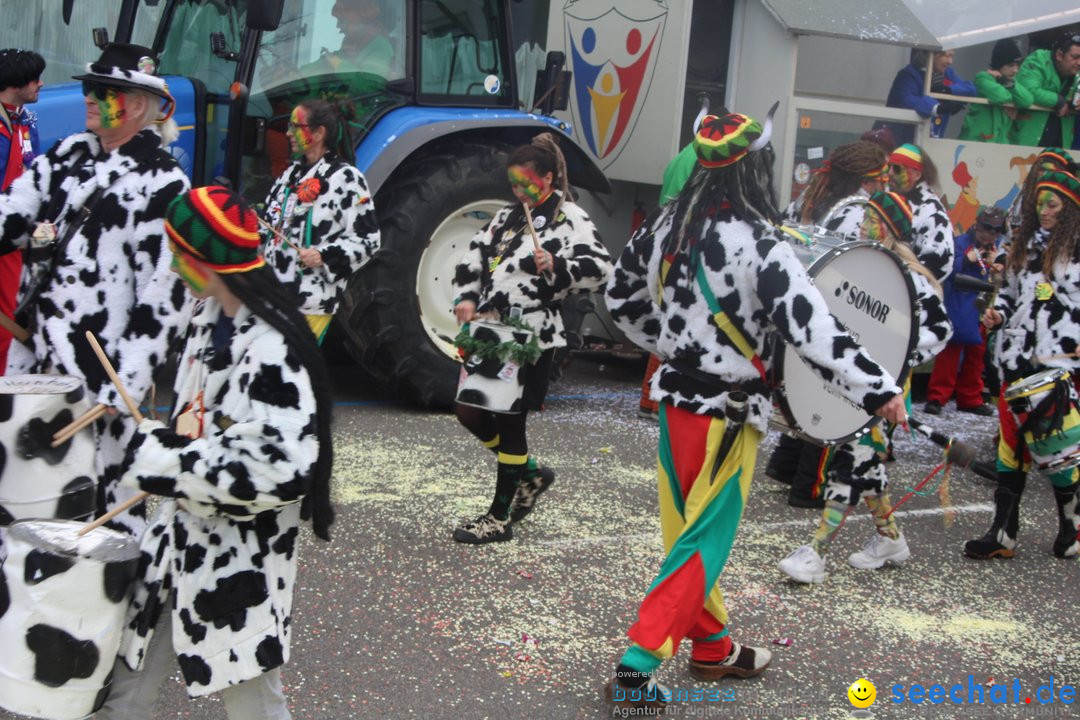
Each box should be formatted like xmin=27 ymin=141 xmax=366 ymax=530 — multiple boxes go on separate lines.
xmin=848 ymin=532 xmax=910 ymax=569
xmin=778 ymin=545 xmax=826 ymax=584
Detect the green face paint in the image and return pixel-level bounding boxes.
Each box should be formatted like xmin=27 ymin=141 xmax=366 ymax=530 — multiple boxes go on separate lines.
xmin=889 ymin=166 xmax=913 ymax=193
xmin=508 ymin=164 xmax=547 ymax=206
xmin=861 ymin=209 xmax=887 ymax=243
xmin=1036 ymin=189 xmax=1063 ymax=230
xmin=170 ymin=244 xmax=212 ymax=294
xmin=289 ymin=106 xmax=316 ymax=153
xmin=94 ymin=87 xmax=127 ymax=128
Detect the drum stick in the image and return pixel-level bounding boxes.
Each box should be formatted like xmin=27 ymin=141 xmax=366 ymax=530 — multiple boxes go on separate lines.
xmin=256 ymin=216 xmax=302 ymax=252
xmin=521 ymin=203 xmax=553 ymax=278
xmin=85 ymin=331 xmax=144 ymax=423
xmin=52 ymin=403 xmax=107 ymax=447
xmin=77 ymin=490 xmax=149 ymax=537
xmin=907 ymin=417 xmax=998 ymax=482
xmin=0 ymin=312 xmax=30 ymax=343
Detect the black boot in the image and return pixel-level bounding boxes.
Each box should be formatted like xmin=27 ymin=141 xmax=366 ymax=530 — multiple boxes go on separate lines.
xmin=964 ymin=480 xmax=1022 ymax=559
xmin=765 ymin=434 xmax=801 ymax=486
xmin=1052 ymin=483 xmax=1080 ymax=559
xmin=787 ymin=441 xmax=826 ymax=509
xmin=509 ymin=461 xmax=556 ymax=522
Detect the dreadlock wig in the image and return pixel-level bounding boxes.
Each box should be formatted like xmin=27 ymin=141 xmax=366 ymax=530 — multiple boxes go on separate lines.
xmin=798 ymin=141 xmax=887 ymax=225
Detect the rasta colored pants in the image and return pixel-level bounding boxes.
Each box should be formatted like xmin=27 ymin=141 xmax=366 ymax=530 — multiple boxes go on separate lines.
xmin=620 ymin=402 xmax=760 ymax=674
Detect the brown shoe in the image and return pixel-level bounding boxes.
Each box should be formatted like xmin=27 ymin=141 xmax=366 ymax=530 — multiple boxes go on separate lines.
xmin=603 ymin=678 xmax=669 ymax=711
xmin=689 ymin=641 xmax=772 ymax=680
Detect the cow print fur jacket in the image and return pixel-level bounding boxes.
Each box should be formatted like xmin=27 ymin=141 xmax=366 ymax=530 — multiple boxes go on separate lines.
xmin=605 ymin=206 xmax=903 ymax=433
xmin=993 ymin=228 xmax=1080 ymax=383
xmin=116 ymin=299 xmax=320 ymax=695
xmin=262 ymin=155 xmax=380 ymax=315
xmin=0 ymin=128 xmax=189 ymax=409
xmin=453 ymin=192 xmax=612 ymax=348
xmin=904 ymin=181 xmax=955 ymax=283
xmin=0 ymin=128 xmax=191 ymax=536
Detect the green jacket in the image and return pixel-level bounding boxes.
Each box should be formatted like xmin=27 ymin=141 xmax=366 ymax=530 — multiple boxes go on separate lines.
xmin=958 ymin=71 xmax=1033 ymax=143
xmin=1013 ymin=49 xmax=1078 ymax=147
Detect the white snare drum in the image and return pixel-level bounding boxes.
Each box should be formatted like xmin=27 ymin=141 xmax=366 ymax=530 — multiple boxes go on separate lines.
xmin=0 ymin=519 xmax=140 ymax=720
xmin=0 ymin=375 xmax=97 ymax=528
xmin=771 ymin=230 xmax=918 ymax=445
xmin=1004 ymin=368 xmax=1080 ymax=475
xmin=456 ymin=321 xmax=534 ymax=414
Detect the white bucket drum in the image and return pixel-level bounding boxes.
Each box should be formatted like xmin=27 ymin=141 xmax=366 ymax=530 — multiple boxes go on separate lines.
xmin=1004 ymin=368 xmax=1080 ymax=475
xmin=456 ymin=321 xmax=534 ymax=414
xmin=0 ymin=375 xmax=97 ymax=530
xmin=772 ymin=231 xmax=918 ymax=445
xmin=0 ymin=519 xmax=140 ymax=720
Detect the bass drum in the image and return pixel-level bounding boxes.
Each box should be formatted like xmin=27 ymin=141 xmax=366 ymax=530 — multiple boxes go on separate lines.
xmin=772 ymin=229 xmax=918 ymax=445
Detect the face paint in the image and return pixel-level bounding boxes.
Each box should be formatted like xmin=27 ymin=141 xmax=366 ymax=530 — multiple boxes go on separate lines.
xmin=508 ymin=164 xmax=547 ymax=206
xmin=861 ymin=209 xmax=889 ymax=243
xmin=889 ymin=165 xmax=913 ymax=192
xmin=93 ymin=87 xmax=127 ymax=128
xmin=288 ymin=106 xmax=317 ymax=153
xmin=1037 ymin=189 xmax=1063 ymax=230
xmin=170 ymin=243 xmax=212 ymax=294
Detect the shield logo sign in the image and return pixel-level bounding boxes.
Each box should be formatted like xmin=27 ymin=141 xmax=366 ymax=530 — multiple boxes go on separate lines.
xmin=563 ymin=0 xmax=667 ymax=168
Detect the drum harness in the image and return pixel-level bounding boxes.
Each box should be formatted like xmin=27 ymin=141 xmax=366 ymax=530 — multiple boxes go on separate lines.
xmin=658 ymin=231 xmax=767 ymax=484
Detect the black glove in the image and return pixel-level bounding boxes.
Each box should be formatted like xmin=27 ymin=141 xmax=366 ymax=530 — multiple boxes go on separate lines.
xmin=930 ymin=71 xmax=948 ymax=94
xmin=938 ymin=100 xmax=966 ymax=115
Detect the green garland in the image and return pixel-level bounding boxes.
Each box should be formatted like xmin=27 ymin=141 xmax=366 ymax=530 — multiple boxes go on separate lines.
xmin=455 ymin=314 xmax=542 ymax=366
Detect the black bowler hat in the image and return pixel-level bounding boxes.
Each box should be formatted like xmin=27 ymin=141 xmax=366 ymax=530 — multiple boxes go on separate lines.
xmin=72 ymin=43 xmax=171 ymax=100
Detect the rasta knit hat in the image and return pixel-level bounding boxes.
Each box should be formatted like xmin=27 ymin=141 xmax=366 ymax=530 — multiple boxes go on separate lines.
xmin=165 ymin=186 xmax=265 ymax=273
xmin=888 ymin=143 xmax=923 ymax=172
xmin=1037 ymin=147 xmax=1078 ymax=174
xmin=1035 ymin=170 xmax=1080 ymax=208
xmin=990 ymin=38 xmax=1022 ymax=70
xmin=694 ymin=113 xmax=763 ymax=168
xmin=866 ymin=190 xmax=913 ymax=241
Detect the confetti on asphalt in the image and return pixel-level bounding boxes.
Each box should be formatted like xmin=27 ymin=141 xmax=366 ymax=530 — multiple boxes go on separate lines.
xmin=599 ymin=446 xmax=613 ymax=453
xmin=773 ymin=637 xmax=792 ymax=647
xmin=513 ymin=652 xmax=531 ymax=662
xmin=493 ymin=638 xmax=513 ymax=647
xmin=517 ymin=569 xmax=534 ymax=579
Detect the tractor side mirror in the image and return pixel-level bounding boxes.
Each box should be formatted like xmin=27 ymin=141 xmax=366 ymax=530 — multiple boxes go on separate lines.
xmin=246 ymin=0 xmax=285 ymax=32
xmin=532 ymin=51 xmax=571 ymax=115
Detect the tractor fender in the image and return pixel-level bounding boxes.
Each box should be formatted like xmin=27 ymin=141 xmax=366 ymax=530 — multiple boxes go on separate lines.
xmin=356 ymin=106 xmax=610 ymax=195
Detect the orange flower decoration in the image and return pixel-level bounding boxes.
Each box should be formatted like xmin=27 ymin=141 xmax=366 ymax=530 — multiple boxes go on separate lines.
xmin=296 ymin=178 xmax=323 ymax=203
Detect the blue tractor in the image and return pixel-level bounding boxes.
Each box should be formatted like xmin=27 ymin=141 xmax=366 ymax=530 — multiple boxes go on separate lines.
xmin=14 ymin=0 xmax=608 ymax=406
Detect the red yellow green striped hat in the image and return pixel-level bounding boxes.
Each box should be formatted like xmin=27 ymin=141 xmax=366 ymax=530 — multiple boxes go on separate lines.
xmin=165 ymin=186 xmax=265 ymax=273
xmin=867 ymin=190 xmax=913 ymax=241
xmin=1036 ymin=147 xmax=1077 ymax=173
xmin=888 ymin=143 xmax=923 ymax=172
xmin=694 ymin=113 xmax=763 ymax=168
xmin=1035 ymin=170 xmax=1080 ymax=208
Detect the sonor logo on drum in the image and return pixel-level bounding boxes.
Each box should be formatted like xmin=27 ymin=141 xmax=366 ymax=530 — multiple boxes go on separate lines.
xmin=836 ymin=281 xmax=891 ymax=324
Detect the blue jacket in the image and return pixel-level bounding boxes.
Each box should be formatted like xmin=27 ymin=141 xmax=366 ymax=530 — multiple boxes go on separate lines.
xmin=886 ymin=64 xmax=976 ymax=142
xmin=943 ymin=231 xmax=1003 ymax=345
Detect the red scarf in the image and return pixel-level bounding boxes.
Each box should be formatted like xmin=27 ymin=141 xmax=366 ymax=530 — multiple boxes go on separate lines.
xmin=1 ymin=103 xmax=28 ymax=191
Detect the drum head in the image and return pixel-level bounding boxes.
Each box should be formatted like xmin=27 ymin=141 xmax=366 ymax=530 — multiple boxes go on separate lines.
xmin=776 ymin=241 xmax=917 ymax=444
xmin=1004 ymin=368 xmax=1069 ymax=400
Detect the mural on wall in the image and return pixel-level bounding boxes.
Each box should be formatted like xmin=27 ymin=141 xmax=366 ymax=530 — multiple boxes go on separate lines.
xmin=937 ymin=142 xmax=1074 ymax=235
xmin=562 ymin=0 xmax=668 ymax=170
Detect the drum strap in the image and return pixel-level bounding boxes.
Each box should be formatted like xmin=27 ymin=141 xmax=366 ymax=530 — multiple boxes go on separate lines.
xmin=694 ymin=262 xmax=768 ymax=382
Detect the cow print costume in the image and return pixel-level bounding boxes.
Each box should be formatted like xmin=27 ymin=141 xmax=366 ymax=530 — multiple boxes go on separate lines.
xmin=607 ymin=207 xmax=902 ymax=433
xmin=115 ymin=298 xmax=320 ymax=697
xmin=904 ymin=180 xmax=955 ymax=283
xmin=453 ymin=190 xmax=612 ymax=348
xmin=0 ymin=128 xmax=191 ymax=538
xmin=262 ymin=154 xmax=380 ymax=316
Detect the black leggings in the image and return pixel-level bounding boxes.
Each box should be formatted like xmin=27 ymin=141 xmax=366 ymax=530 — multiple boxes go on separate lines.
xmin=455 ymin=404 xmax=529 ymax=457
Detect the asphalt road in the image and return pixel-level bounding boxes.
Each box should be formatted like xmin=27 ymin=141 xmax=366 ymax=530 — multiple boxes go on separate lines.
xmin=2 ymin=358 xmax=1077 ymax=720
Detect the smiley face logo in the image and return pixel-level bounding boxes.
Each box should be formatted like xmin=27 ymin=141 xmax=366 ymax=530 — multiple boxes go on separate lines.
xmin=848 ymin=678 xmax=876 ymax=709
